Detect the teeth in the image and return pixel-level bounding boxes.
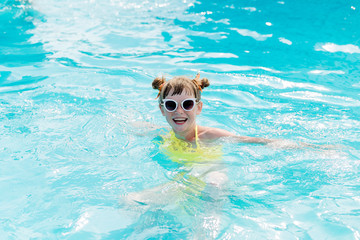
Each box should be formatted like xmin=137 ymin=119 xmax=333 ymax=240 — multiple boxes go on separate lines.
xmin=173 ymin=118 xmax=187 ymax=124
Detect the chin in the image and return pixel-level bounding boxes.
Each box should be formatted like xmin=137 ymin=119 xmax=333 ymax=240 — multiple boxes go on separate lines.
xmin=171 ymin=121 xmax=194 ymax=134
xmin=171 ymin=124 xmax=187 ymax=133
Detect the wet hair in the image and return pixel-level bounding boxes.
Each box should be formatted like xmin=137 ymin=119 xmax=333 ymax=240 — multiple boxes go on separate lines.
xmin=152 ymin=75 xmax=210 ymax=102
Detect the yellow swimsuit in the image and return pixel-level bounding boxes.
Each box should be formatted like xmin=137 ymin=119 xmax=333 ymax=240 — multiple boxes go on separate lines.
xmin=159 ymin=126 xmax=223 ymax=166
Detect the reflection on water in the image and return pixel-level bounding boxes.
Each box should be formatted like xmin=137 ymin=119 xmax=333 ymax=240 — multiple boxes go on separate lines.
xmin=0 ymin=0 xmax=47 ymax=67
xmin=0 ymin=0 xmax=48 ymax=93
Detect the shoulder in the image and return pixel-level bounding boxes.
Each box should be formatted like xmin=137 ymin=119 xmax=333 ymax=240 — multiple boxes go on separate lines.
xmin=197 ymin=126 xmax=236 ymax=140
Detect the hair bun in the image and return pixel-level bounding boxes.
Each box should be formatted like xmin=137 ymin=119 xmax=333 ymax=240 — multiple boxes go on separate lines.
xmin=152 ymin=76 xmax=166 ymax=90
xmin=200 ymin=77 xmax=210 ymax=89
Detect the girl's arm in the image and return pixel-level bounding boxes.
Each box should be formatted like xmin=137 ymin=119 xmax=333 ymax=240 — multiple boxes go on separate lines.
xmin=200 ymin=126 xmax=272 ymax=144
xmin=202 ymin=126 xmax=336 ymax=149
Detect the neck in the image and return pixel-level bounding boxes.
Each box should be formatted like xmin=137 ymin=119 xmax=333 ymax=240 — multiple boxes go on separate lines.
xmin=173 ymin=125 xmax=197 ymax=142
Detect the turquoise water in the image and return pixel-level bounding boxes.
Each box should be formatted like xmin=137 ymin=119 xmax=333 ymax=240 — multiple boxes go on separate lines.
xmin=1 ymin=0 xmax=360 ymax=239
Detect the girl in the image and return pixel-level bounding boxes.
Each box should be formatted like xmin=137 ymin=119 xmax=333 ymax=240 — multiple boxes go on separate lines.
xmin=123 ymin=74 xmax=232 ymax=238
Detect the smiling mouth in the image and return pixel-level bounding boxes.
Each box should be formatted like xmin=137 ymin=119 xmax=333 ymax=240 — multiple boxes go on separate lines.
xmin=173 ymin=118 xmax=188 ymax=125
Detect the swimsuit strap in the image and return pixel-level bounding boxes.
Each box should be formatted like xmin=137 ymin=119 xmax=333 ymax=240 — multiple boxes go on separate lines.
xmin=195 ymin=125 xmax=200 ymax=148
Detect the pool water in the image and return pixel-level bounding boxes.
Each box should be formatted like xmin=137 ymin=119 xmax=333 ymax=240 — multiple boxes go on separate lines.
xmin=1 ymin=0 xmax=360 ymax=239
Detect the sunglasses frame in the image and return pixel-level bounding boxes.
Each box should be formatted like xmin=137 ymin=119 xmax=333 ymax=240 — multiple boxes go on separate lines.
xmin=161 ymin=98 xmax=198 ymax=112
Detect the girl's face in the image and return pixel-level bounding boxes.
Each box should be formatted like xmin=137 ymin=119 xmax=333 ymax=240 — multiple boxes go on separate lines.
xmin=159 ymin=89 xmax=202 ymax=134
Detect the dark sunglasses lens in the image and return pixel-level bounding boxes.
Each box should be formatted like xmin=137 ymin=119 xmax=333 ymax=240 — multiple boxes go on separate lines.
xmin=183 ymin=100 xmax=195 ymax=110
xmin=165 ymin=101 xmax=176 ymax=111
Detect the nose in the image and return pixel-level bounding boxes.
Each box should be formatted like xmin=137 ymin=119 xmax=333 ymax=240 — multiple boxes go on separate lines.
xmin=175 ymin=103 xmax=186 ymax=114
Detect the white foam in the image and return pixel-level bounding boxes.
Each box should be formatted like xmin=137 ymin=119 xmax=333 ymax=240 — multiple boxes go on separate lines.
xmin=231 ymin=28 xmax=273 ymax=41
xmin=279 ymin=37 xmax=292 ymax=45
xmin=308 ymin=70 xmax=345 ymax=75
xmin=315 ymin=43 xmax=360 ymax=54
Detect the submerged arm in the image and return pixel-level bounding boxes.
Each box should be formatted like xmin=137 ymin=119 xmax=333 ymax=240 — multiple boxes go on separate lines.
xmin=203 ymin=127 xmax=273 ymax=144
xmin=233 ymin=135 xmax=274 ymax=144
xmin=234 ymin=134 xmax=337 ymax=150
xmin=204 ymin=127 xmax=335 ymax=149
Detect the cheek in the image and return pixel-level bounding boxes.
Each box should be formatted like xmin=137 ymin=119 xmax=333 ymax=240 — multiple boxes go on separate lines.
xmin=164 ymin=112 xmax=173 ymax=121
xmin=159 ymin=105 xmax=165 ymax=116
xmin=195 ymin=107 xmax=202 ymax=116
xmin=188 ymin=111 xmax=197 ymax=119
xmin=165 ymin=115 xmax=175 ymax=125
xmin=195 ymin=103 xmax=202 ymax=115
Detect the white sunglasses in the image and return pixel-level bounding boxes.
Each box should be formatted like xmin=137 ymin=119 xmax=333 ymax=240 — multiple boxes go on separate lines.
xmin=161 ymin=98 xmax=198 ymax=112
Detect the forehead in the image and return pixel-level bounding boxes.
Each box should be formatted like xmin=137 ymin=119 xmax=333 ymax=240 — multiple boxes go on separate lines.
xmin=164 ymin=89 xmax=194 ymax=100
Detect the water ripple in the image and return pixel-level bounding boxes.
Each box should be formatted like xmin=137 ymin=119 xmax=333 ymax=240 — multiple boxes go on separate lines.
xmin=280 ymin=91 xmax=360 ymax=107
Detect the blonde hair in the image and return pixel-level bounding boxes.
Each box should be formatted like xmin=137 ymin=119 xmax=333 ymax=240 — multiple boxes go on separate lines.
xmin=152 ymin=74 xmax=210 ymax=102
